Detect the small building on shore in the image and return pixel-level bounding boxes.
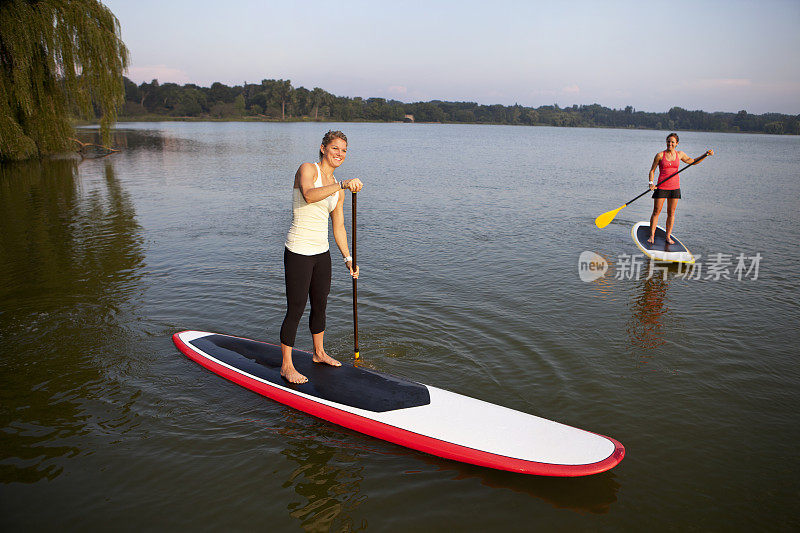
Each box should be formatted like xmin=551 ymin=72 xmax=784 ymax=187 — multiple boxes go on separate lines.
xmin=403 ymin=114 xmax=415 ymax=123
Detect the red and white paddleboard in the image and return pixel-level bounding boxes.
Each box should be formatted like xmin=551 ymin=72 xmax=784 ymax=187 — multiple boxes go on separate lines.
xmin=173 ymin=331 xmax=624 ymax=476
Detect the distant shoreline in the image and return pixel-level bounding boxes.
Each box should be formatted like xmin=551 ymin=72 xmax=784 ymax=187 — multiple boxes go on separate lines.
xmin=76 ymin=117 xmax=798 ymax=136
xmin=118 ymin=77 xmax=799 ymax=136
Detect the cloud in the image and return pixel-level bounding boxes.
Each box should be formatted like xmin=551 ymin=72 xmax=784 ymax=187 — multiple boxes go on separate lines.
xmin=562 ymin=84 xmax=580 ymax=94
xmin=685 ymin=78 xmax=753 ymax=89
xmin=125 ymin=65 xmax=191 ymax=85
xmin=387 ymin=85 xmax=408 ymax=95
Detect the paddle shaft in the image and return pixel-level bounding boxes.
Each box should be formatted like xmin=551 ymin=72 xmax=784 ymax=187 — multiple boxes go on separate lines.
xmin=623 ymin=153 xmax=707 ymax=206
xmin=352 ymin=192 xmax=359 ymax=359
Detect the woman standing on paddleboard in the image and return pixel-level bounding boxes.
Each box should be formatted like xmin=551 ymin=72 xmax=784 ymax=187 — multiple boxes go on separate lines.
xmin=647 ymin=133 xmax=713 ymax=244
xmin=280 ymin=130 xmax=363 ymax=384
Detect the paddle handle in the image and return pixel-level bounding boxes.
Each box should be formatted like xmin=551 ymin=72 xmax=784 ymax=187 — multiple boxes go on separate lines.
xmin=352 ymin=192 xmax=359 ymax=359
xmin=624 ymin=153 xmax=708 ymax=206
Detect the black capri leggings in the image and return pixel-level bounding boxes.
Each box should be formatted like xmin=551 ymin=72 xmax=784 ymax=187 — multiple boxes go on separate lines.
xmin=280 ymin=248 xmax=331 ymax=347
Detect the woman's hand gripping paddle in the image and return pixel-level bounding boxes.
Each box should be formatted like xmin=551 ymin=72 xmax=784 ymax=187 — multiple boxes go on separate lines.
xmin=594 ymin=153 xmax=709 ymax=229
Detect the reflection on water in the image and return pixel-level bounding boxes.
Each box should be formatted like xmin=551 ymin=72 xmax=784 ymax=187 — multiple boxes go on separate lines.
xmin=281 ymin=442 xmax=368 ymax=532
xmin=77 ymin=128 xmax=166 ymax=152
xmin=627 ymin=264 xmax=672 ymax=352
xmin=246 ymin=412 xmax=369 ymax=532
xmin=587 ymin=252 xmax=616 ymax=299
xmin=624 ymin=261 xmax=694 ymax=377
xmin=413 ymin=453 xmax=622 ymax=514
xmin=251 ymin=410 xmax=621 ymax=528
xmin=0 ymin=158 xmax=145 ymax=483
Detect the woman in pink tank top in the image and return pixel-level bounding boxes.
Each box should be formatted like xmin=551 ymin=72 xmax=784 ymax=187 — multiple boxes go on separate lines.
xmin=646 ymin=133 xmax=713 ymax=244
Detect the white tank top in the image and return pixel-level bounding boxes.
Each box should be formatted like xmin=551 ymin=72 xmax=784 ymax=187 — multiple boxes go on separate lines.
xmin=285 ymin=163 xmax=339 ymax=255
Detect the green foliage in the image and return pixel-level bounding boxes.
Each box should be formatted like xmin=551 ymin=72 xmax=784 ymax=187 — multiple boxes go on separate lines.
xmin=0 ymin=0 xmax=129 ymax=161
xmin=116 ymin=76 xmax=799 ymax=135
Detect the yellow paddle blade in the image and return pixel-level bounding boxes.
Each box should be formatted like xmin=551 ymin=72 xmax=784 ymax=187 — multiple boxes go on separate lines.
xmin=595 ymin=204 xmax=626 ymax=229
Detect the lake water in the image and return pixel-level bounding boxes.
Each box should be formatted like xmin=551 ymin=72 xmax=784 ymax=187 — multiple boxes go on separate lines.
xmin=1 ymin=122 xmax=798 ymax=531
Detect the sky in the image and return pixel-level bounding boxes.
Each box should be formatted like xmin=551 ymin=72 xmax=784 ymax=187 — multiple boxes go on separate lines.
xmin=103 ymin=0 xmax=800 ymax=115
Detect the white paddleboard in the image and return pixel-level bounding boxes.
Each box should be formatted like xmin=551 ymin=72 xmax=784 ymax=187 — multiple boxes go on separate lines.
xmin=632 ymin=221 xmax=695 ymax=263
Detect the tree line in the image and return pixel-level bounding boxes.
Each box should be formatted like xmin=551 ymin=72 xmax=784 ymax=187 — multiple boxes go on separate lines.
xmin=1 ymin=0 xmax=127 ymax=161
xmin=122 ymin=77 xmax=800 ymax=135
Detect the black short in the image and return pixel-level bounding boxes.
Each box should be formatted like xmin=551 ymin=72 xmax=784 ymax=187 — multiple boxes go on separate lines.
xmin=652 ymin=188 xmax=681 ymax=199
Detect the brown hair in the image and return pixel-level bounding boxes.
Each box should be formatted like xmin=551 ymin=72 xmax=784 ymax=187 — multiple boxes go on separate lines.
xmin=667 ymin=132 xmax=679 ymax=143
xmin=319 ymin=130 xmax=347 ymax=160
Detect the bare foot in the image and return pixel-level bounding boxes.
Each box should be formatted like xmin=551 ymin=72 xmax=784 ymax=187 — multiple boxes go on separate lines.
xmin=313 ymin=350 xmax=341 ymax=367
xmin=647 ymin=234 xmax=655 ymax=244
xmin=281 ymin=365 xmax=308 ymax=384
xmin=666 ymin=235 xmax=675 ymax=244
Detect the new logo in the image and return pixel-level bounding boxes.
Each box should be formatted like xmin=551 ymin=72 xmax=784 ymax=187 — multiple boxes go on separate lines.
xmin=578 ymin=251 xmax=608 ymax=282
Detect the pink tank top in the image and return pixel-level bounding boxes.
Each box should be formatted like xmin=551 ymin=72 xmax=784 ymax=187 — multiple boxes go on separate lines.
xmin=657 ymin=151 xmax=680 ymax=190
